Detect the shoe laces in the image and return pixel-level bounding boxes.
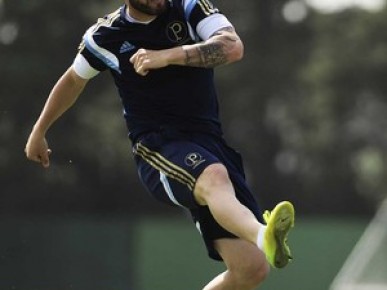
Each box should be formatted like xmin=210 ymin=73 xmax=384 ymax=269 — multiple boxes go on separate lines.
xmin=263 ymin=210 xmax=271 ymax=224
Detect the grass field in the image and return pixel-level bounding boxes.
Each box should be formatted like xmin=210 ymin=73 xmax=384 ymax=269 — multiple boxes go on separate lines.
xmin=0 ymin=213 xmax=369 ymax=290
xmin=135 ymin=214 xmax=368 ymax=290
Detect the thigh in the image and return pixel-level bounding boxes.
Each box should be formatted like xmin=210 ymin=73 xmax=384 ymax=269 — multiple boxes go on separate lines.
xmin=189 ymin=168 xmax=264 ymax=261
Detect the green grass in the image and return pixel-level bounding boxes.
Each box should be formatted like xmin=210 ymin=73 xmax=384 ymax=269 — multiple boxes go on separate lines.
xmin=134 ymin=215 xmax=368 ymax=290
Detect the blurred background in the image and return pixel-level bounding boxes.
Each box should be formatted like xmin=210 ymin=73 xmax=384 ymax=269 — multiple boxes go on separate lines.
xmin=1 ymin=0 xmax=386 ymax=289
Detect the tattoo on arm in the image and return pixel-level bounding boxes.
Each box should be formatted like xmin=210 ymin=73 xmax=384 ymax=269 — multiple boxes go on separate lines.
xmin=184 ymin=27 xmax=239 ymax=68
xmin=184 ymin=41 xmax=228 ymax=68
xmin=197 ymin=43 xmax=227 ymax=68
xmin=212 ymin=26 xmax=235 ymax=36
xmin=184 ymin=49 xmax=194 ymax=66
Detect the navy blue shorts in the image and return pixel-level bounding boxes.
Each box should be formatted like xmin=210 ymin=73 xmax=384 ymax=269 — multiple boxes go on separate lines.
xmin=132 ymin=129 xmax=263 ymax=260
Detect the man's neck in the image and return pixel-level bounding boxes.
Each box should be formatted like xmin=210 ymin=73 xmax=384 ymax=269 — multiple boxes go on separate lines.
xmin=126 ymin=5 xmax=157 ymax=23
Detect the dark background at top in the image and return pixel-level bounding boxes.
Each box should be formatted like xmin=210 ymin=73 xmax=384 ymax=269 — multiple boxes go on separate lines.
xmin=1 ymin=0 xmax=387 ymax=218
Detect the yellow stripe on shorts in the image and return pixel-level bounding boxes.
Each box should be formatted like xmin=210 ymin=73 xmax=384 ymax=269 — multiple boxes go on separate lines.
xmin=134 ymin=143 xmax=196 ymax=191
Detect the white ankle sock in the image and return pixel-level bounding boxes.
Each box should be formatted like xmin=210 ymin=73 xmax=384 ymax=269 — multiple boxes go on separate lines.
xmin=256 ymin=225 xmax=267 ymax=250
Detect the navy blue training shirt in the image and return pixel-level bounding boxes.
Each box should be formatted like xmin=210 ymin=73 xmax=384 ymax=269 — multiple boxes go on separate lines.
xmin=73 ymin=0 xmax=233 ymax=141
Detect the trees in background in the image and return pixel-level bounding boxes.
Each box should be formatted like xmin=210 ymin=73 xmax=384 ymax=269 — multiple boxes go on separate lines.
xmin=0 ymin=0 xmax=386 ymax=215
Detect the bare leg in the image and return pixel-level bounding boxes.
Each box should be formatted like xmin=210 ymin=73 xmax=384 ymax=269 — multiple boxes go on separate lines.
xmin=194 ymin=163 xmax=270 ymax=289
xmin=203 ymin=238 xmax=270 ymax=290
xmin=194 ymin=163 xmax=264 ymax=245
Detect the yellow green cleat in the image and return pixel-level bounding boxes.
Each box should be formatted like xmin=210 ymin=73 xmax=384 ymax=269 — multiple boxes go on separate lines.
xmin=263 ymin=201 xmax=295 ymax=269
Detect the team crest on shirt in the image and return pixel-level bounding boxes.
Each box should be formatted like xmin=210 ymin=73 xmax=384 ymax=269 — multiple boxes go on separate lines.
xmin=185 ymin=152 xmax=206 ymax=169
xmin=166 ymin=21 xmax=189 ymax=44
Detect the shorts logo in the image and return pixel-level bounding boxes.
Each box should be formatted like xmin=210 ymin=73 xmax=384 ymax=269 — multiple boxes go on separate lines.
xmin=185 ymin=152 xmax=205 ymax=169
xmin=166 ymin=21 xmax=188 ymax=43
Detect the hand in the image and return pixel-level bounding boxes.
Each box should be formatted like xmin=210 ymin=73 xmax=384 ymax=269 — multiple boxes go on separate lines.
xmin=130 ymin=48 xmax=169 ymax=76
xmin=25 ymin=130 xmax=52 ymax=168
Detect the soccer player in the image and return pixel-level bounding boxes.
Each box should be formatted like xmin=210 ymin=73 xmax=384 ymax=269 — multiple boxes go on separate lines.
xmin=25 ymin=0 xmax=295 ymax=289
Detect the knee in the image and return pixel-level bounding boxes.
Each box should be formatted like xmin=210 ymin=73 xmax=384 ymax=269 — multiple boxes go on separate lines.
xmin=200 ymin=163 xmax=230 ymax=187
xmin=246 ymin=261 xmax=270 ymax=287
xmin=230 ymin=257 xmax=270 ymax=289
xmin=194 ymin=163 xmax=232 ymax=204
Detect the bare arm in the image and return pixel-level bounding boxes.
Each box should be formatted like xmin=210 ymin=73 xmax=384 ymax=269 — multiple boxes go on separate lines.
xmin=130 ymin=27 xmax=244 ymax=76
xmin=182 ymin=27 xmax=243 ymax=68
xmin=25 ymin=66 xmax=89 ymax=167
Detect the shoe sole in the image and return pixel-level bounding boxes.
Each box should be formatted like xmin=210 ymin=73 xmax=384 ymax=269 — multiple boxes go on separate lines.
xmin=272 ymin=202 xmax=295 ymax=268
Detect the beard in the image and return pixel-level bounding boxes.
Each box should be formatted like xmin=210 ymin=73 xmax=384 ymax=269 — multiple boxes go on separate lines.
xmin=128 ymin=0 xmax=168 ymax=16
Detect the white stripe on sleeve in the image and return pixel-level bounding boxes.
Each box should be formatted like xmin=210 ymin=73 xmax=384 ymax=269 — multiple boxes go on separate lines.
xmin=72 ymin=53 xmax=100 ymax=80
xmin=196 ymin=13 xmax=233 ymax=41
xmin=83 ymin=30 xmax=121 ymax=73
